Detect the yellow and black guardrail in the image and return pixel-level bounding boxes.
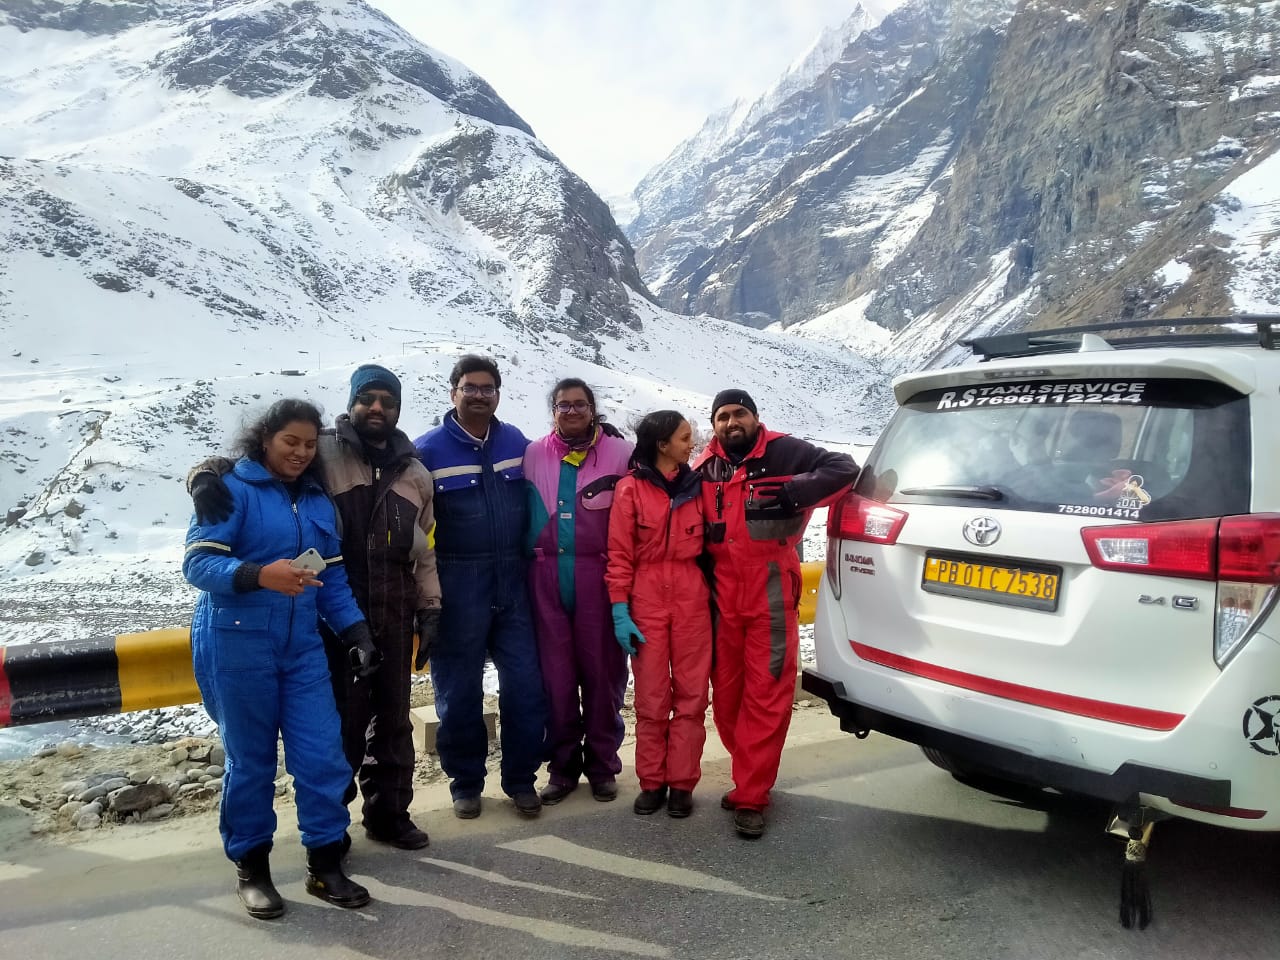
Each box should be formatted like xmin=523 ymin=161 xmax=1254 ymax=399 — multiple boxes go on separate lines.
xmin=0 ymin=563 xmax=824 ymax=729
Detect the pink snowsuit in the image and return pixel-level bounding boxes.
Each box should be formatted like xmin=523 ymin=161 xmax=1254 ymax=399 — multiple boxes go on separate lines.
xmin=525 ymin=428 xmax=633 ymax=789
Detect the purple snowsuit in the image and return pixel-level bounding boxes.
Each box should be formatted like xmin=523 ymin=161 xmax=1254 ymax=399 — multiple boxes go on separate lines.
xmin=524 ymin=428 xmax=634 ymax=789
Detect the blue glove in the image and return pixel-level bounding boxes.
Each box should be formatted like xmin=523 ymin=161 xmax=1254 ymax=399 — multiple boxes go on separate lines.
xmin=611 ymin=602 xmax=646 ymax=656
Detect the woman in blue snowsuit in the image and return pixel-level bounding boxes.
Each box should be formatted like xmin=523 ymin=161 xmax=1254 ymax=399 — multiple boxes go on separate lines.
xmin=183 ymin=399 xmax=381 ymax=920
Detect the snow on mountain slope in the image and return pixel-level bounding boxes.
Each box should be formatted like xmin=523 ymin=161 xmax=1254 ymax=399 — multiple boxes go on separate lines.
xmin=1214 ymin=149 xmax=1280 ymax=312
xmin=0 ymin=1 xmax=884 ymax=645
xmin=638 ymin=0 xmax=1279 ymax=374
xmin=0 ymin=282 xmax=881 ymax=646
xmin=626 ymin=1 xmax=902 ymax=278
xmin=0 ymin=0 xmax=646 ymax=350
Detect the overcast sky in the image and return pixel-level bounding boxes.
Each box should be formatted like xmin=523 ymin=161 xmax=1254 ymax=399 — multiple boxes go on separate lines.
xmin=368 ymin=1 xmax=880 ymax=202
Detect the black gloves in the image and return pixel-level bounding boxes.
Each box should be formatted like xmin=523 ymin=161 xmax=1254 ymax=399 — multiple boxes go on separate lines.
xmin=414 ymin=607 xmax=441 ymax=671
xmin=340 ymin=621 xmax=382 ymax=679
xmin=191 ymin=472 xmax=234 ymax=526
xmin=749 ymin=480 xmax=796 ymax=513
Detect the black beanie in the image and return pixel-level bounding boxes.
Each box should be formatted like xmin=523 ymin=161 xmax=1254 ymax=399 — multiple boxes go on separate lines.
xmin=710 ymin=388 xmax=757 ymax=419
xmin=348 ymin=363 xmax=402 ymax=410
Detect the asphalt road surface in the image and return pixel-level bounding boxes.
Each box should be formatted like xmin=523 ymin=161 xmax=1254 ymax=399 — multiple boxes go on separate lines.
xmin=2 ymin=706 xmax=1278 ymax=960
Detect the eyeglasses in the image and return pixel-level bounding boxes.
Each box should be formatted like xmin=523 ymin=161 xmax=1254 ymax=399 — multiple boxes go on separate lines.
xmin=354 ymin=392 xmax=399 ymax=410
xmin=553 ymin=401 xmax=591 ymax=414
xmin=459 ymin=384 xmax=498 ymax=398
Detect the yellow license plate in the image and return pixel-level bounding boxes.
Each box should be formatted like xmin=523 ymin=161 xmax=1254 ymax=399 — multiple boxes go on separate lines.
xmin=922 ymin=555 xmax=1061 ymax=611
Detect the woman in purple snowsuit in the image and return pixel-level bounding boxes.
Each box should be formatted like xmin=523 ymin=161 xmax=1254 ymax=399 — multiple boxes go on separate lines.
xmin=525 ymin=378 xmax=634 ymax=803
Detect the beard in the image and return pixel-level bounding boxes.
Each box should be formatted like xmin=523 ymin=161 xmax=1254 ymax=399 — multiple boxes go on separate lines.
xmin=720 ymin=429 xmax=756 ymax=458
xmin=351 ymin=408 xmax=397 ymax=442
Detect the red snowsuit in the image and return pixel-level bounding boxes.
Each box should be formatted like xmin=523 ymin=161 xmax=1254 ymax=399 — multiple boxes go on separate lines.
xmin=605 ymin=465 xmax=711 ymax=793
xmin=695 ymin=426 xmax=858 ymax=811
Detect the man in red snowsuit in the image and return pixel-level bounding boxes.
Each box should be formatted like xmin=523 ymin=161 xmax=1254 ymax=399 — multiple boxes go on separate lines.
xmin=695 ymin=389 xmax=858 ymax=839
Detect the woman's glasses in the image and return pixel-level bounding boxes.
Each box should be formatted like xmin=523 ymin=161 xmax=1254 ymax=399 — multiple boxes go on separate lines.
xmin=553 ymin=401 xmax=591 ymax=414
xmin=459 ymin=384 xmax=498 ymax=398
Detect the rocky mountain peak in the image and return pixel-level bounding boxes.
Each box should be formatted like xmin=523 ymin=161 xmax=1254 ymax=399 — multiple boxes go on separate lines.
xmin=0 ymin=0 xmax=648 ymax=346
xmin=628 ymin=0 xmax=1017 ymax=298
xmin=630 ymin=0 xmax=1279 ymax=374
xmin=153 ymin=0 xmax=532 ymax=133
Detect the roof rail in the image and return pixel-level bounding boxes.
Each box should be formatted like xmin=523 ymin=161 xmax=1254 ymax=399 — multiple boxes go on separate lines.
xmin=962 ymin=315 xmax=1280 ymax=361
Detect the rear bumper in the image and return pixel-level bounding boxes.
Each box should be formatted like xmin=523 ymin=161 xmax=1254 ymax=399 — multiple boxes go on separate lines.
xmin=801 ymin=668 xmax=1231 ymax=808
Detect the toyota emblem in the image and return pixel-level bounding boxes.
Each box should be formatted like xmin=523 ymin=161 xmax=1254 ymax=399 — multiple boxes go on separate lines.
xmin=963 ymin=516 xmax=1002 ymax=547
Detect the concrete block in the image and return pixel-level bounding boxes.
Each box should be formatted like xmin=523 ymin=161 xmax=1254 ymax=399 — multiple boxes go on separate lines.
xmin=410 ymin=704 xmax=496 ymax=755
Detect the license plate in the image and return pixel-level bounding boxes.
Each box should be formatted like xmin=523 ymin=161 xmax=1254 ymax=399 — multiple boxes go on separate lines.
xmin=921 ymin=553 xmax=1061 ymax=611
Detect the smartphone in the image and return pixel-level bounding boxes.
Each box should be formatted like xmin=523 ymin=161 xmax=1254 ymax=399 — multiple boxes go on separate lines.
xmin=291 ymin=548 xmax=327 ymax=573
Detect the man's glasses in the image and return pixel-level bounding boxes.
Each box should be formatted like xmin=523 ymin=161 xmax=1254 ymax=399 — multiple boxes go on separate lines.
xmin=354 ymin=392 xmax=399 ymax=410
xmin=459 ymin=384 xmax=498 ymax=398
xmin=553 ymin=401 xmax=591 ymax=414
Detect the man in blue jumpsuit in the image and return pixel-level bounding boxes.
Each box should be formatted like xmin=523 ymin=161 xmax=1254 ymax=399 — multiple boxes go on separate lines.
xmin=414 ymin=355 xmax=547 ymax=819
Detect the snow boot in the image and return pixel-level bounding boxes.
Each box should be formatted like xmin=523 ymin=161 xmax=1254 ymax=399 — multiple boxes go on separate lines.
xmin=304 ymin=841 xmax=371 ymax=908
xmin=234 ymin=844 xmax=285 ymax=920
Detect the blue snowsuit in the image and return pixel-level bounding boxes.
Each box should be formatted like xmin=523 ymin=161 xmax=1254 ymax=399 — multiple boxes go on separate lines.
xmin=414 ymin=411 xmax=547 ymax=801
xmin=183 ymin=457 xmax=365 ymax=860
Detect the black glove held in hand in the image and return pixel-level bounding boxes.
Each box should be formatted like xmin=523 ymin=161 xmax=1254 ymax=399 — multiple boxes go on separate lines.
xmin=340 ymin=621 xmax=382 ymax=679
xmin=414 ymin=608 xmax=441 ymax=671
xmin=190 ymin=472 xmax=234 ymax=526
xmin=749 ymin=480 xmax=795 ymax=513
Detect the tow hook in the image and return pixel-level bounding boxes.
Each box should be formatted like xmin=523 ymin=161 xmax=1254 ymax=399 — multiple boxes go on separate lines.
xmin=1107 ymin=807 xmax=1160 ymax=929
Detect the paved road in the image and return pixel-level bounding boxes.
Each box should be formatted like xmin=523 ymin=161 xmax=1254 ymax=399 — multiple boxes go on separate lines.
xmin=2 ymin=707 xmax=1278 ymax=960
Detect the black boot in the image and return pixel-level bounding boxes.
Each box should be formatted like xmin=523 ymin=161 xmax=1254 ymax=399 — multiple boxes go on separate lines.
xmin=234 ymin=845 xmax=285 ymax=920
xmin=305 ymin=841 xmax=371 ymax=908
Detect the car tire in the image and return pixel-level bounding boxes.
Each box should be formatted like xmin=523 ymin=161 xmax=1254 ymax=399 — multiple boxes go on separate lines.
xmin=920 ymin=746 xmax=1035 ymax=793
xmin=919 ymin=746 xmax=1082 ymax=809
xmin=920 ymin=746 xmax=980 ymax=777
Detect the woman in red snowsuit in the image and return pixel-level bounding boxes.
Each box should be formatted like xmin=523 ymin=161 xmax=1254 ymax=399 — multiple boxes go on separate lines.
xmin=605 ymin=411 xmax=711 ymax=818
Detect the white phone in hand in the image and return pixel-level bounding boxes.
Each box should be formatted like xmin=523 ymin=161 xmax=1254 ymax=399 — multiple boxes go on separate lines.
xmin=291 ymin=548 xmax=327 ymax=573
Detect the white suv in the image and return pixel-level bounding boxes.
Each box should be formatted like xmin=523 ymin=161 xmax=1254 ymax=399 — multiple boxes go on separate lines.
xmin=804 ymin=317 xmax=1280 ymax=833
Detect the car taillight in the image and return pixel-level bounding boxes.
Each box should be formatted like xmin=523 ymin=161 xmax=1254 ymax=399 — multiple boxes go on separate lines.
xmin=1082 ymin=514 xmax=1280 ymax=667
xmin=828 ymin=492 xmax=908 ymax=545
xmin=1080 ymin=518 xmax=1218 ymax=580
xmin=825 ymin=493 xmax=909 ymax=601
xmin=1218 ymin=515 xmax=1280 ymax=582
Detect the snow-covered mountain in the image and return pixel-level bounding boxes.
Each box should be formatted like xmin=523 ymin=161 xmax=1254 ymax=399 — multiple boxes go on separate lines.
xmin=0 ymin=0 xmax=884 ymax=644
xmin=631 ymin=0 xmax=1280 ymax=374
xmin=628 ymin=0 xmax=1015 ymax=300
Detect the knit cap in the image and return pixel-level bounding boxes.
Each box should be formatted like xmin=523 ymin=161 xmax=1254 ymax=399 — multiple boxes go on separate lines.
xmin=348 ymin=363 xmax=401 ymax=410
xmin=710 ymin=388 xmax=757 ymax=419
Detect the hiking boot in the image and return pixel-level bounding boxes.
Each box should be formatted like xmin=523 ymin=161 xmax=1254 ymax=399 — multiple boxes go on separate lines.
xmin=720 ymin=792 xmax=736 ymax=811
xmin=733 ymin=808 xmax=766 ymax=839
xmin=512 ymin=792 xmax=542 ymax=818
xmin=364 ymin=821 xmax=430 ymax=850
xmin=234 ymin=844 xmax=284 ymax=920
xmin=633 ymin=786 xmax=668 ymax=816
xmin=667 ymin=788 xmax=694 ymax=819
xmin=590 ymin=780 xmax=618 ymax=802
xmin=539 ymin=782 xmax=577 ymax=805
xmin=452 ymin=796 xmax=482 ymax=819
xmin=304 ymin=841 xmax=371 ymax=908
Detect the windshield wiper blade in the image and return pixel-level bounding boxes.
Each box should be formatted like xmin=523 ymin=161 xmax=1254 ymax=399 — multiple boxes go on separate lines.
xmin=900 ymin=484 xmax=1006 ymax=501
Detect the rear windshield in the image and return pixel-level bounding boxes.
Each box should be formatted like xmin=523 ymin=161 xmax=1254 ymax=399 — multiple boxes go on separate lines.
xmin=857 ymin=378 xmax=1250 ymax=521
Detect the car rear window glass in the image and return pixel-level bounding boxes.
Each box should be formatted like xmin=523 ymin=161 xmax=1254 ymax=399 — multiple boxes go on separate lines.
xmin=856 ymin=378 xmax=1250 ymax=521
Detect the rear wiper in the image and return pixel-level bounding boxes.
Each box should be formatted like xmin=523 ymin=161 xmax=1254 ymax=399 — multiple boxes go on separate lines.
xmin=900 ymin=484 xmax=1006 ymax=501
